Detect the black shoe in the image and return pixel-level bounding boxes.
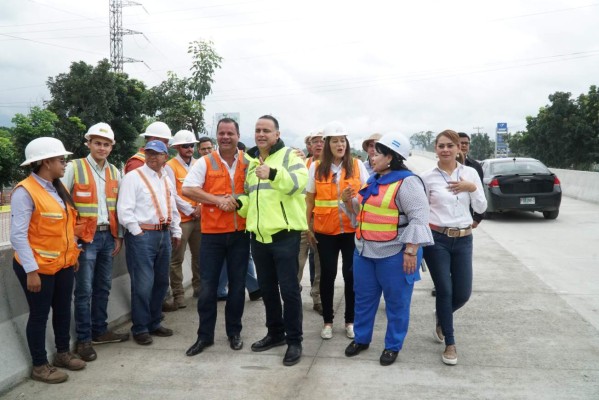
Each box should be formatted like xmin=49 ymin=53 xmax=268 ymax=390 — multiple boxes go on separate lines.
xmin=251 ymin=335 xmax=286 ymax=352
xmin=431 ymin=289 xmax=436 ymax=297
xmin=249 ymin=289 xmax=262 ymax=301
xmin=380 ymin=349 xmax=399 ymax=366
xmin=133 ymin=333 xmax=153 ymax=346
xmin=344 ymin=341 xmax=370 ymax=357
xmin=283 ymin=344 xmax=302 ymax=366
xmin=186 ymin=338 xmax=214 ymax=356
xmin=228 ymin=335 xmax=243 ymax=351
xmin=150 ymin=326 xmax=173 ymax=337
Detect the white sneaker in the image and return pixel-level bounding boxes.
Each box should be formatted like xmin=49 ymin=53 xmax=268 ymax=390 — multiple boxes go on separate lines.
xmin=320 ymin=325 xmax=333 ymax=340
xmin=433 ymin=310 xmax=444 ymax=343
xmin=345 ymin=324 xmax=355 ymax=339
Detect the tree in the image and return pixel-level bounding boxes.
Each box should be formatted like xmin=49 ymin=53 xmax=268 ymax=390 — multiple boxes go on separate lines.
xmin=10 ymin=107 xmax=59 ymax=181
xmin=508 ymin=131 xmax=529 ymax=157
xmin=146 ymin=40 xmax=222 ymax=135
xmin=470 ymin=133 xmax=494 ymax=160
xmin=409 ymin=131 xmax=434 ymax=151
xmin=0 ymin=135 xmax=16 ymax=188
xmin=46 ymin=59 xmax=148 ymax=167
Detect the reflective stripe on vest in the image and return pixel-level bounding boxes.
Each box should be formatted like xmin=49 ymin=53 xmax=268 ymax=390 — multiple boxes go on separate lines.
xmin=313 ymin=158 xmax=361 ymax=235
xmin=201 ymin=150 xmax=247 ymax=233
xmin=135 ymin=169 xmax=172 ymax=224
xmin=71 ymin=158 xmax=119 ymax=241
xmin=356 ymin=180 xmax=405 ymax=242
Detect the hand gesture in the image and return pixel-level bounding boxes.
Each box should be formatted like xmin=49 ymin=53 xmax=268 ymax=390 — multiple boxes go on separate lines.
xmin=255 ymin=157 xmax=271 ymax=180
xmin=447 ymin=177 xmax=476 ymax=194
xmin=341 ymin=185 xmax=356 ymax=203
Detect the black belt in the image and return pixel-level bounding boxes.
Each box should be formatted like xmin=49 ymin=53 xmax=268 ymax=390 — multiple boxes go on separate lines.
xmin=96 ymin=225 xmax=110 ymax=232
xmin=139 ymin=223 xmax=170 ymax=231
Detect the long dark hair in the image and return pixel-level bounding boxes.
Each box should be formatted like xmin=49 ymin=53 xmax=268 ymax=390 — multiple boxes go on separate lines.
xmin=375 ymin=142 xmax=409 ymax=171
xmin=316 ymin=136 xmax=354 ymax=181
xmin=32 ymin=162 xmax=77 ymax=211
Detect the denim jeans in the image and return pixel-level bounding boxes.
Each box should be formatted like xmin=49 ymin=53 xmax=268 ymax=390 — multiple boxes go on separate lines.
xmin=217 ymin=250 xmax=260 ymax=297
xmin=74 ymin=230 xmax=115 ymax=342
xmin=315 ymin=232 xmax=355 ymax=324
xmin=125 ymin=230 xmax=171 ymax=335
xmin=353 ymin=250 xmax=421 ymax=351
xmin=423 ymin=232 xmax=473 ymax=346
xmin=252 ymin=231 xmax=303 ymax=344
xmin=196 ymin=231 xmax=250 ymax=341
xmin=13 ymin=259 xmax=75 ymax=366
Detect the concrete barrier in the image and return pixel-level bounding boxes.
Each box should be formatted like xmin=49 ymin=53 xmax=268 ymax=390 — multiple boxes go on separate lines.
xmin=550 ymin=168 xmax=599 ymax=205
xmin=0 ymin=243 xmax=193 ymax=394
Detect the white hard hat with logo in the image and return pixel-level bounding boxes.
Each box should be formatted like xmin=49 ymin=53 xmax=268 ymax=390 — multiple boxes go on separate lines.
xmin=85 ymin=122 xmax=115 ymax=144
xmin=170 ymin=130 xmax=199 ymax=147
xmin=322 ymin=121 xmax=347 ymax=137
xmin=377 ymin=133 xmax=411 ymax=160
xmin=140 ymin=121 xmax=172 ymax=140
xmin=21 ymin=137 xmax=73 ymax=166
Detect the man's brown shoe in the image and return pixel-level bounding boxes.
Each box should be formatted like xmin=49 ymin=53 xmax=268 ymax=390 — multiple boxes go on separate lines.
xmin=53 ymin=352 xmax=86 ymax=371
xmin=31 ymin=364 xmax=68 ymax=384
xmin=133 ymin=333 xmax=153 ymax=345
xmin=150 ymin=326 xmax=173 ymax=337
xmin=92 ymin=331 xmax=130 ymax=345
xmin=174 ymin=296 xmax=187 ymax=309
xmin=162 ymin=300 xmax=178 ymax=312
xmin=75 ymin=341 xmax=97 ymax=362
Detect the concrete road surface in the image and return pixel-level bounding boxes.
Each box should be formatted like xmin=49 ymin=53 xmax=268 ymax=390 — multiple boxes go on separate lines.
xmin=2 ymin=155 xmax=598 ymax=399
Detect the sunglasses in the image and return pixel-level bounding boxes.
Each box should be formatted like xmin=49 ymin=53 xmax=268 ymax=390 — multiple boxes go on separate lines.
xmin=180 ymin=144 xmax=195 ymax=149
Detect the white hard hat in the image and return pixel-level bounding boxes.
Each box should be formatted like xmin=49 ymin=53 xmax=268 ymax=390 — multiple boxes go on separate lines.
xmin=140 ymin=121 xmax=172 ymax=140
xmin=310 ymin=128 xmax=324 ymax=139
xmin=85 ymin=122 xmax=115 ymax=144
xmin=377 ymin=133 xmax=411 ymax=160
xmin=170 ymin=130 xmax=199 ymax=147
xmin=21 ymin=137 xmax=73 ymax=167
xmin=322 ymin=121 xmax=347 ymax=137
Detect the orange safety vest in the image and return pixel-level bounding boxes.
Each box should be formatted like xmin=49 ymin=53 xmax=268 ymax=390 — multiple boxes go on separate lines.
xmin=131 ymin=148 xmax=145 ymax=163
xmin=201 ymin=150 xmax=247 ymax=233
xmin=14 ymin=176 xmax=80 ymax=275
xmin=136 ymin=169 xmax=173 ymax=225
xmin=166 ymin=157 xmax=199 ymax=223
xmin=355 ymin=180 xmax=407 ymax=242
xmin=71 ymin=158 xmax=119 ymax=242
xmin=313 ymin=158 xmax=362 ymax=235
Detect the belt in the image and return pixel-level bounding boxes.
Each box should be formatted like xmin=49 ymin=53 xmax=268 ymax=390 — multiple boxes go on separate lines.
xmin=96 ymin=225 xmax=110 ymax=232
xmin=139 ymin=223 xmax=171 ymax=231
xmin=429 ymin=224 xmax=472 ymax=238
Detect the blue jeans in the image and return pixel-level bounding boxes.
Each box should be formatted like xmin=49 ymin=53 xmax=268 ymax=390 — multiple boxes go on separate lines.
xmin=13 ymin=259 xmax=75 ymax=366
xmin=125 ymin=230 xmax=171 ymax=335
xmin=74 ymin=230 xmax=115 ymax=342
xmin=196 ymin=231 xmax=250 ymax=341
xmin=423 ymin=232 xmax=473 ymax=346
xmin=353 ymin=250 xmax=421 ymax=351
xmin=252 ymin=231 xmax=303 ymax=344
xmin=217 ymin=251 xmax=260 ymax=297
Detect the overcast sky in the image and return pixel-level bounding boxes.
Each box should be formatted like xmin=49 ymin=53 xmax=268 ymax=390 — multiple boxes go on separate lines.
xmin=1 ymin=0 xmax=598 ymax=149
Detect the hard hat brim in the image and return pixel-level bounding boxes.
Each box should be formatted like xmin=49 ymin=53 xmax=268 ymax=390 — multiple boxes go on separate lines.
xmin=20 ymin=150 xmax=73 ymax=167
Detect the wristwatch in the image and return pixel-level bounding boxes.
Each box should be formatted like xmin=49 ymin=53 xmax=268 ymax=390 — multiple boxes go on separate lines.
xmin=404 ymin=248 xmax=417 ymax=256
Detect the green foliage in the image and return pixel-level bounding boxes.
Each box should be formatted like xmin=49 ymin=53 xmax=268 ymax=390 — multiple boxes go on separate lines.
xmin=409 ymin=131 xmax=435 ymax=151
xmin=470 ymin=133 xmax=495 ymax=160
xmin=46 ymin=59 xmax=148 ymax=167
xmin=146 ymin=40 xmax=222 ymax=135
xmin=0 ymin=136 xmax=16 ymax=187
xmin=516 ymin=87 xmax=599 ymax=169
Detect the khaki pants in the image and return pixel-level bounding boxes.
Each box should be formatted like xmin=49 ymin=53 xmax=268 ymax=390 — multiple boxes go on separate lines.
xmin=298 ymin=230 xmax=321 ymax=306
xmin=169 ymin=219 xmax=201 ymax=299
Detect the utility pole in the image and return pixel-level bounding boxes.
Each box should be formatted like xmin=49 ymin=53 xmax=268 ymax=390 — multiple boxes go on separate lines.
xmin=472 ymin=126 xmax=484 ymax=135
xmin=109 ymin=0 xmax=145 ymax=73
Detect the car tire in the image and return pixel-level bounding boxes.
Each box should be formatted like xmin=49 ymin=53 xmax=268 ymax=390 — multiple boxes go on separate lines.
xmin=542 ymin=210 xmax=559 ymax=220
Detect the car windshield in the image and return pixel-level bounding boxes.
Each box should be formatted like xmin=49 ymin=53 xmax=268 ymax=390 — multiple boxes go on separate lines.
xmin=490 ymin=160 xmax=550 ymax=175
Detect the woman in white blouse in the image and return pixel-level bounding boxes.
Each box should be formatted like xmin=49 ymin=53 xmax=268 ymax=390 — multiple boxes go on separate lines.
xmin=421 ymin=129 xmax=487 ymax=366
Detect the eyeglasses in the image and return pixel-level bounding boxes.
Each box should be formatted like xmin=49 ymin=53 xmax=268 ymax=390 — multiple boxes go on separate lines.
xmin=53 ymin=157 xmax=67 ymax=164
xmin=460 ymin=141 xmax=470 ymax=146
xmin=180 ymin=144 xmax=194 ymax=149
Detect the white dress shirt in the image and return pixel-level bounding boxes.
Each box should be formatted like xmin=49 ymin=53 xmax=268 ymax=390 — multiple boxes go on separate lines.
xmin=183 ymin=150 xmax=239 ymax=189
xmin=165 ymin=154 xmax=196 ymax=217
xmin=421 ymin=162 xmax=487 ymax=228
xmin=117 ymin=164 xmax=182 ymax=237
xmin=306 ymin=160 xmax=369 ymax=193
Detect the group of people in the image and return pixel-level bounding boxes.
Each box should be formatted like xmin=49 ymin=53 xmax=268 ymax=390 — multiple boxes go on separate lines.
xmin=10 ymin=114 xmax=487 ymax=384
